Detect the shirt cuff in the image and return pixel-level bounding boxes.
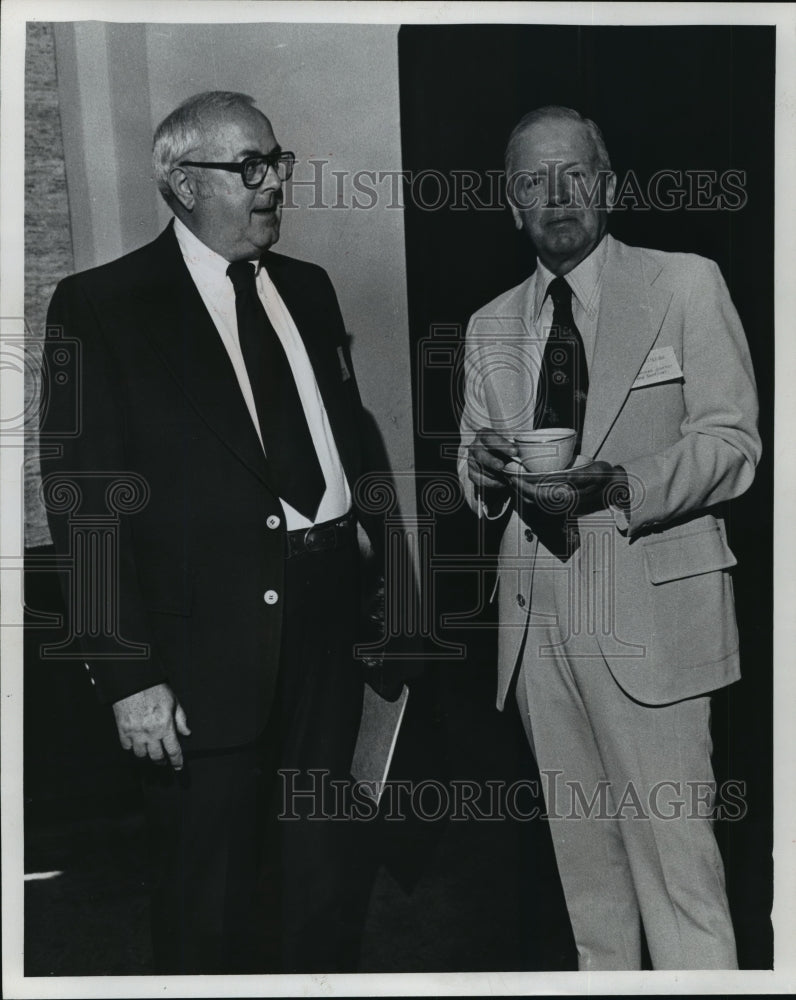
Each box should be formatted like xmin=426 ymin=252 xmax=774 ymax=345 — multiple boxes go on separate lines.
xmin=476 ymin=488 xmax=511 ymax=520
xmin=608 ymin=465 xmax=631 ymax=534
xmin=609 ymin=502 xmax=631 ymax=533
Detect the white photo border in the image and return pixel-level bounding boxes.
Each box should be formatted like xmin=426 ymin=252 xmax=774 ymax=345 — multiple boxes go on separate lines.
xmin=2 ymin=1 xmax=794 ymax=996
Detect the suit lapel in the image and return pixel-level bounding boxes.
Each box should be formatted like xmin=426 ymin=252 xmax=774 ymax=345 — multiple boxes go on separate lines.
xmin=262 ymin=253 xmax=362 ymax=487
xmin=137 ymin=226 xmax=274 ymax=490
xmin=581 ymin=237 xmax=673 ymax=457
xmin=470 ymin=277 xmax=538 ymax=437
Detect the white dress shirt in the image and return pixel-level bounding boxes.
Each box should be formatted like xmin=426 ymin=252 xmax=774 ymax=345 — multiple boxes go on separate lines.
xmin=531 ymin=232 xmax=608 ymax=369
xmin=173 ymin=217 xmax=351 ymax=529
xmin=478 ymin=235 xmax=609 ymax=521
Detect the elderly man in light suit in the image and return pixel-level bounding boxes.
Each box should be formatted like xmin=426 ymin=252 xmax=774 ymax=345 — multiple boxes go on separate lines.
xmin=458 ymin=106 xmax=760 ymax=970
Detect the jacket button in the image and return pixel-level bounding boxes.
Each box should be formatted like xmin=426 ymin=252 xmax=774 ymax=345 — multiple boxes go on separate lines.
xmin=517 ymin=594 xmax=526 ymax=608
xmin=263 ymin=590 xmax=279 ymax=605
xmin=266 ymin=514 xmax=281 ymax=530
xmin=524 ymin=528 xmax=534 ymax=542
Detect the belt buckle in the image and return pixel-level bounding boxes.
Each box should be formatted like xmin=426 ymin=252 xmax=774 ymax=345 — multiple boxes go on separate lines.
xmin=304 ymin=524 xmax=334 ymax=553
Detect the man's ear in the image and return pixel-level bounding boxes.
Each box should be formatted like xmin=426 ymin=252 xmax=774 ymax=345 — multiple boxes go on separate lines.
xmin=509 ymin=202 xmax=523 ymax=231
xmin=605 ymin=170 xmax=617 ymax=214
xmin=168 ymin=167 xmax=197 ymax=212
xmin=505 ymin=167 xmax=524 ymax=230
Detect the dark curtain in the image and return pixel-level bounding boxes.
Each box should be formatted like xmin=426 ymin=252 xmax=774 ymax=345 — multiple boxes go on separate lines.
xmin=399 ymin=24 xmax=774 ymax=970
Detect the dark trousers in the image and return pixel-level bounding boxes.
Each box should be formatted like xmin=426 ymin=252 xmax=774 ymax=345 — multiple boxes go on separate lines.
xmin=142 ymin=538 xmax=366 ymax=974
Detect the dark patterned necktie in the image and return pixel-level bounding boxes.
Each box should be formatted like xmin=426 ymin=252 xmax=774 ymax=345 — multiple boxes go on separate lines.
xmin=534 ymin=276 xmax=590 ymax=451
xmin=227 ymin=261 xmax=325 ymax=521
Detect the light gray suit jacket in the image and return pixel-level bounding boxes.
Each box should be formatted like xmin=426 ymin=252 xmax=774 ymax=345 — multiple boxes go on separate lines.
xmin=458 ymin=235 xmax=761 ymax=707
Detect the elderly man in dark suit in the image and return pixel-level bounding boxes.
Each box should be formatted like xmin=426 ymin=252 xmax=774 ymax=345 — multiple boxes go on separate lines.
xmin=42 ymin=91 xmax=382 ymax=974
xmin=459 ymin=106 xmax=760 ymax=969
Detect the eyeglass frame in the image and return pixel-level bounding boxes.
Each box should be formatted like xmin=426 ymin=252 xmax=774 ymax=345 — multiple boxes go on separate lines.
xmin=178 ymin=150 xmax=296 ymax=188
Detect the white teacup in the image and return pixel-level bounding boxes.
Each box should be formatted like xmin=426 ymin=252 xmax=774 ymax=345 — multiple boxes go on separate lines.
xmin=514 ymin=428 xmax=577 ymax=473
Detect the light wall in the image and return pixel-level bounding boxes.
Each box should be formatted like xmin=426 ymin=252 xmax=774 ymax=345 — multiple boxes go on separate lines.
xmin=52 ymin=20 xmax=415 ymax=522
xmin=25 ymin=22 xmax=75 ymax=547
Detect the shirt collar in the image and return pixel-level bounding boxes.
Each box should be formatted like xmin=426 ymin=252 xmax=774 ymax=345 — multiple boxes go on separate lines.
xmin=173 ymin=216 xmax=261 ymax=284
xmin=532 ymin=233 xmax=609 ymax=322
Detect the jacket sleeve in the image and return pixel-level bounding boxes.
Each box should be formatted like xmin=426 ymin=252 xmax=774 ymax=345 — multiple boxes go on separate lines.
xmin=457 ymin=315 xmax=481 ymax=513
xmin=457 ymin=314 xmax=513 ymax=520
xmin=41 ymin=277 xmax=167 ymax=704
xmin=318 ymin=269 xmax=424 ymax=690
xmin=620 ymin=257 xmax=761 ymax=536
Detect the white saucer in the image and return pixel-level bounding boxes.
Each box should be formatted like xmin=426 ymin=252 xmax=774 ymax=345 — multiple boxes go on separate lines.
xmin=503 ymin=455 xmax=596 ymax=483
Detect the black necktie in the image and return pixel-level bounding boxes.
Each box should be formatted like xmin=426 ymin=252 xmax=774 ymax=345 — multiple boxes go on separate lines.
xmin=534 ymin=276 xmax=590 ymax=451
xmin=227 ymin=261 xmax=325 ymax=521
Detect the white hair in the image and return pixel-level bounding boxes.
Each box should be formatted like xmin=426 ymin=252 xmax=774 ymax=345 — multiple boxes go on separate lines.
xmin=152 ymin=91 xmax=259 ymax=203
xmin=505 ymin=105 xmax=612 ymax=174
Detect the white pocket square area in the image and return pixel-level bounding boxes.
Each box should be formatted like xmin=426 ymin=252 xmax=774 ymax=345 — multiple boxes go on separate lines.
xmin=631 ymin=345 xmax=684 ymax=389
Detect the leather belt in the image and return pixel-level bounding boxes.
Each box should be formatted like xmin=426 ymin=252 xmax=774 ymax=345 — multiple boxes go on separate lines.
xmin=284 ymin=511 xmax=357 ymax=558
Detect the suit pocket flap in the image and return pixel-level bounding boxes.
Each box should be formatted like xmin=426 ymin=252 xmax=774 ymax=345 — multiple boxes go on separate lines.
xmin=644 ymin=526 xmax=737 ymax=585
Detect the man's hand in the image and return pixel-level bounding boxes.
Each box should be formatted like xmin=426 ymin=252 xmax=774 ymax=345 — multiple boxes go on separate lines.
xmin=511 ymin=461 xmax=629 ymax=516
xmin=112 ymin=682 xmax=191 ymax=770
xmin=467 ymin=428 xmax=519 ymax=491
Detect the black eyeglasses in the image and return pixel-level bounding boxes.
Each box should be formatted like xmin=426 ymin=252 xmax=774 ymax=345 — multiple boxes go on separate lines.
xmin=179 ymin=151 xmax=296 ymax=188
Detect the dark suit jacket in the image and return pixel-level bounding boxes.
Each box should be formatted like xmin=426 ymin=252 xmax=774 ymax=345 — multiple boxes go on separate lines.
xmin=41 ymin=222 xmax=382 ymax=750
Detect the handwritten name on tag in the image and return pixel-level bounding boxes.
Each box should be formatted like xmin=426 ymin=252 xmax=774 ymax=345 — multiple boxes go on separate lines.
xmin=631 ymin=346 xmax=683 ymax=389
xmin=337 ymin=345 xmax=352 ymax=382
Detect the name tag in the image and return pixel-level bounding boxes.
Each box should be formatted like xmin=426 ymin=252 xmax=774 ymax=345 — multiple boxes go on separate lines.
xmin=337 ymin=345 xmax=352 ymax=382
xmin=631 ymin=346 xmax=683 ymax=389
